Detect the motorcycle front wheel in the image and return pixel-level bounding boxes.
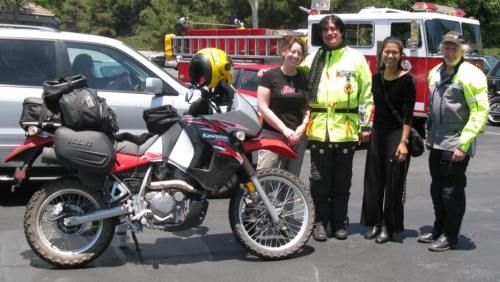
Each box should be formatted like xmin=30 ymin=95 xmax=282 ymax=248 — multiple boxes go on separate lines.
xmin=24 ymin=178 xmax=116 ymax=268
xmin=229 ymin=168 xmax=314 ymax=259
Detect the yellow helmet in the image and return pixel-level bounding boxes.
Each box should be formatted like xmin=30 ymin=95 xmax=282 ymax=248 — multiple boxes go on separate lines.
xmin=189 ymin=48 xmax=233 ymax=89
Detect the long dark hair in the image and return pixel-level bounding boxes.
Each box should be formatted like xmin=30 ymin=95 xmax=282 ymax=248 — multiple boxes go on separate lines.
xmin=379 ymin=36 xmax=405 ymax=71
xmin=317 ymin=15 xmax=346 ymax=48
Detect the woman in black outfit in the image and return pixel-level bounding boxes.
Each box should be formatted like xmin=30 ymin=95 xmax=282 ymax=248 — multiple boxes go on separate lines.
xmin=360 ymin=37 xmax=416 ymax=244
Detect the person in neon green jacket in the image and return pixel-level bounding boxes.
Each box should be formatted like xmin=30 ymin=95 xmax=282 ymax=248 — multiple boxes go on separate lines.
xmin=417 ymin=31 xmax=489 ymax=252
xmin=300 ymin=15 xmax=373 ymax=241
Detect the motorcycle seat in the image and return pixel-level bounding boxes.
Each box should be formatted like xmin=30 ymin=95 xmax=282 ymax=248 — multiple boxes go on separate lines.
xmin=115 ymin=132 xmax=151 ymax=145
xmin=115 ymin=134 xmax=160 ymax=156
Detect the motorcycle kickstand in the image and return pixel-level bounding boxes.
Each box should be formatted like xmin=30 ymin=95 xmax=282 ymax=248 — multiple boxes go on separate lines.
xmin=130 ymin=231 xmax=143 ymax=263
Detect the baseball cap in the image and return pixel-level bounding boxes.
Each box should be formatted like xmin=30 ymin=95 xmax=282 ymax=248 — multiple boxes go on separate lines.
xmin=441 ymin=31 xmax=464 ymax=46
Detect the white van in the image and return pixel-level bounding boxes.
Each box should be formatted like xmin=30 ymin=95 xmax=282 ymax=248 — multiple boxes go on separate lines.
xmin=0 ymin=25 xmax=193 ymax=181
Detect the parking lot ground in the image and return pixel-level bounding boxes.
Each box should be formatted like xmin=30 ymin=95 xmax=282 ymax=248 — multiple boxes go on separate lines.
xmin=1 ymin=125 xmax=500 ymax=282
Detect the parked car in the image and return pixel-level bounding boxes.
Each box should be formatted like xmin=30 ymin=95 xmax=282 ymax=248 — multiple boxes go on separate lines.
xmin=487 ymin=60 xmax=500 ymax=125
xmin=231 ymin=63 xmax=278 ymax=109
xmin=139 ymin=50 xmax=167 ymax=68
xmin=484 ymin=55 xmax=498 ymax=74
xmin=0 ymin=24 xmax=194 ymax=181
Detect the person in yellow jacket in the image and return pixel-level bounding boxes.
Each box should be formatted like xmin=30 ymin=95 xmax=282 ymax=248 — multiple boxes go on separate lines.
xmin=417 ymin=31 xmax=489 ymax=251
xmin=300 ymin=15 xmax=373 ymax=241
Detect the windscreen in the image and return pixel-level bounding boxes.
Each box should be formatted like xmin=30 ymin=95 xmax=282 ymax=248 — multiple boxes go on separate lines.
xmin=425 ymin=19 xmax=482 ymax=55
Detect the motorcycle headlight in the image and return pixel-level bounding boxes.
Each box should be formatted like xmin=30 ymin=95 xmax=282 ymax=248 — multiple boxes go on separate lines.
xmin=233 ymin=130 xmax=245 ymax=141
xmin=27 ymin=126 xmax=40 ymax=136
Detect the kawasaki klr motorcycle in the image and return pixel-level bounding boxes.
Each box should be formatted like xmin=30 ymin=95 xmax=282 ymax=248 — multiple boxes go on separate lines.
xmin=5 ymin=82 xmax=314 ymax=268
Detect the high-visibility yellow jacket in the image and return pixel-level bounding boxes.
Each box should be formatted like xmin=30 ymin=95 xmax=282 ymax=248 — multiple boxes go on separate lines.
xmin=301 ymin=47 xmax=373 ymax=142
xmin=426 ymin=61 xmax=489 ymax=155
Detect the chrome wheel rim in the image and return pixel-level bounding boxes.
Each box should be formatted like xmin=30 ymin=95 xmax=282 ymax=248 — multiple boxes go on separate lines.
xmin=238 ymin=175 xmax=309 ymax=251
xmin=489 ymin=102 xmax=500 ymax=123
xmin=36 ymin=189 xmax=103 ymax=256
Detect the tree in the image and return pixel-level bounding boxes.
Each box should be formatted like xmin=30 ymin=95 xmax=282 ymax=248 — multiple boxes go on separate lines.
xmin=247 ymin=0 xmax=258 ymax=28
xmin=0 ymin=0 xmax=30 ymax=23
xmin=57 ymin=0 xmax=88 ymax=32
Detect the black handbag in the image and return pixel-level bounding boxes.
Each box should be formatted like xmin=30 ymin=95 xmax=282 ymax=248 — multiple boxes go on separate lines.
xmin=380 ymin=74 xmax=424 ymax=157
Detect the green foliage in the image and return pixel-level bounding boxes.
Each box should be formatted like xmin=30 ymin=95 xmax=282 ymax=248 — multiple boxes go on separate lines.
xmin=484 ymin=48 xmax=500 ymax=57
xmin=28 ymin=0 xmax=499 ymax=50
xmin=57 ymin=0 xmax=88 ymax=32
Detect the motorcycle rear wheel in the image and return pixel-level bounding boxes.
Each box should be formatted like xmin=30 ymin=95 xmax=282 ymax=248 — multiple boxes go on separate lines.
xmin=24 ymin=178 xmax=115 ymax=268
xmin=229 ymin=168 xmax=314 ymax=259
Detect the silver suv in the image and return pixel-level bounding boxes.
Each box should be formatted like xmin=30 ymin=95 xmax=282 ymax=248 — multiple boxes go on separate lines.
xmin=0 ymin=25 xmax=192 ymax=181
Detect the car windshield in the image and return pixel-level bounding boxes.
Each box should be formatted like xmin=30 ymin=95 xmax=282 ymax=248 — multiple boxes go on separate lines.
xmin=425 ymin=19 xmax=482 ymax=55
xmin=492 ymin=62 xmax=500 ymax=77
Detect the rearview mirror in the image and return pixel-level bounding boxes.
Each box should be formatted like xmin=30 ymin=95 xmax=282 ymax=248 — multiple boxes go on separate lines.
xmin=145 ymin=77 xmax=163 ymax=94
xmin=407 ymin=20 xmax=419 ymax=50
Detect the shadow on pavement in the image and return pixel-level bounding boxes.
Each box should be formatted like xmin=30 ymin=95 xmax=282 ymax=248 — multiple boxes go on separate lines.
xmin=0 ymin=182 xmax=39 ymax=207
xmin=21 ymin=231 xmax=316 ymax=269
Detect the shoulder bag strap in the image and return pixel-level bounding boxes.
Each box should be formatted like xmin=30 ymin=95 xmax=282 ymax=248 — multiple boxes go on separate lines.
xmin=379 ymin=72 xmax=404 ymax=126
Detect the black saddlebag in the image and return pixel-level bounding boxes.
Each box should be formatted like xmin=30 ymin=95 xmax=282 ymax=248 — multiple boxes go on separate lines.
xmin=54 ymin=127 xmax=115 ymax=173
xmin=143 ymin=104 xmax=180 ymax=135
xmin=58 ymin=87 xmax=119 ymax=135
xmin=19 ymin=97 xmax=61 ymax=131
xmin=42 ymin=75 xmax=87 ymax=103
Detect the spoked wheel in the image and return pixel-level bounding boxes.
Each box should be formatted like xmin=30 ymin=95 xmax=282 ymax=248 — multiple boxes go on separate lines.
xmin=229 ymin=168 xmax=314 ymax=259
xmin=488 ymin=98 xmax=500 ymax=126
xmin=24 ymin=178 xmax=115 ymax=268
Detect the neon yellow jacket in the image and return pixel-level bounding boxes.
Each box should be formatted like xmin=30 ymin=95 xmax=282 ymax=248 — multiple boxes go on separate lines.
xmin=301 ymin=47 xmax=373 ymax=142
xmin=427 ymin=61 xmax=489 ymax=155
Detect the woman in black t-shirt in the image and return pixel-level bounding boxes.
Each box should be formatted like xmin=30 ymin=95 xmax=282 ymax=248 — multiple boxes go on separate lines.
xmin=257 ymin=35 xmax=309 ymax=177
xmin=360 ymin=37 xmax=416 ymax=244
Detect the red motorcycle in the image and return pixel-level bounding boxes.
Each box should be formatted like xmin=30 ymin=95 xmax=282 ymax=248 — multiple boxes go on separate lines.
xmin=5 ymin=82 xmax=314 ymax=268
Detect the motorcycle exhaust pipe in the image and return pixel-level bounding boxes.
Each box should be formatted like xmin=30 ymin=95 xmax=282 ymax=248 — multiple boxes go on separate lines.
xmin=149 ymin=179 xmax=202 ymax=194
xmin=63 ymin=205 xmax=129 ymax=226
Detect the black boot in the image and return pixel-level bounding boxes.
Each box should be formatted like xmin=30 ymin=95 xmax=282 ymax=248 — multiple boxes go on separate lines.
xmin=312 ymin=223 xmax=327 ymax=242
xmin=428 ymin=234 xmax=458 ymax=252
xmin=364 ymin=226 xmax=380 ymax=240
xmin=332 ymin=227 xmax=348 ymax=240
xmin=375 ymin=226 xmax=392 ymax=244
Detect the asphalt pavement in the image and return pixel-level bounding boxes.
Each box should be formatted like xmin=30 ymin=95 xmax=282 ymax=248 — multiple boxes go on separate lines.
xmin=1 ymin=125 xmax=500 ymax=282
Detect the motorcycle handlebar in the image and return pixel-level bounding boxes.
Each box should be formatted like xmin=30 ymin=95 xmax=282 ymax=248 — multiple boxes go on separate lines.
xmin=21 ymin=121 xmax=62 ymax=128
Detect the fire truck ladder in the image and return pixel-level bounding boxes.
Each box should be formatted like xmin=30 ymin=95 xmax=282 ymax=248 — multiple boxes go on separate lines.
xmin=173 ymin=35 xmax=283 ymax=61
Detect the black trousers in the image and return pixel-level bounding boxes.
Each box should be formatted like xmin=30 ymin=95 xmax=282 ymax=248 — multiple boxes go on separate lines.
xmin=429 ymin=148 xmax=470 ymax=241
xmin=361 ymin=127 xmax=410 ymax=233
xmin=309 ymin=140 xmax=356 ymax=229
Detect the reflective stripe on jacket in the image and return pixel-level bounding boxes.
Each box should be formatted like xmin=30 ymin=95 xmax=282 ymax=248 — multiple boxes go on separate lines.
xmin=301 ymin=47 xmax=373 ymax=142
xmin=426 ymin=61 xmax=489 ymax=155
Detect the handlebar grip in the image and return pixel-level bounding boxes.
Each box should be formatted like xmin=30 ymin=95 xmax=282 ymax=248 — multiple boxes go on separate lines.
xmin=20 ymin=121 xmax=61 ymax=129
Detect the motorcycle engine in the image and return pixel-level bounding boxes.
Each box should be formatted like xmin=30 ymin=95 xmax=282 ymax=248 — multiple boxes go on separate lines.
xmin=145 ymin=190 xmax=190 ymax=225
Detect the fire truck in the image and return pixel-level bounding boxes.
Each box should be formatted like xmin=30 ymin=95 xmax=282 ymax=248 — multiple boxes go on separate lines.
xmin=171 ymin=2 xmax=484 ymax=124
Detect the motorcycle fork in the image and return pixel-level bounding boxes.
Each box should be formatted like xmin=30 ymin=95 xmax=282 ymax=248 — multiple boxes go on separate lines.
xmin=240 ymin=156 xmax=280 ymax=224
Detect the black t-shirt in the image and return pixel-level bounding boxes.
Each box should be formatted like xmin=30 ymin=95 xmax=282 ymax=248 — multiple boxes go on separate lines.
xmin=259 ymin=67 xmax=308 ymax=131
xmin=372 ymin=72 xmax=416 ymax=129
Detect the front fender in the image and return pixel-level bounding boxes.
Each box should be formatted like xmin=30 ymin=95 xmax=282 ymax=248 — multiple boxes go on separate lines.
xmin=4 ymin=136 xmax=53 ymax=163
xmin=241 ymin=139 xmax=298 ymax=159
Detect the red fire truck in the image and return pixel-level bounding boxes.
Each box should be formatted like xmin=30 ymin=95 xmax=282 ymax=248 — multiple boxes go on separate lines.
xmin=172 ymin=2 xmax=484 ymax=124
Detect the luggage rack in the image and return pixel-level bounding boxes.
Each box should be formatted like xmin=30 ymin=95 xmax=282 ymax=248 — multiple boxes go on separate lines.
xmin=0 ymin=23 xmax=58 ymax=32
